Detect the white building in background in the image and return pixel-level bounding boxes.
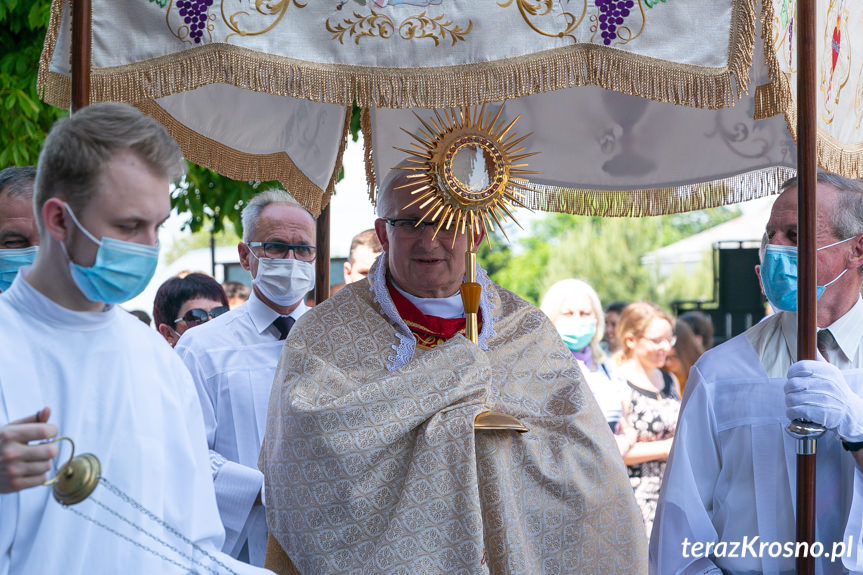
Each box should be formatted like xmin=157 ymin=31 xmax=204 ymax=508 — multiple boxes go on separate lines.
xmin=640 ymin=196 xmax=775 ymax=277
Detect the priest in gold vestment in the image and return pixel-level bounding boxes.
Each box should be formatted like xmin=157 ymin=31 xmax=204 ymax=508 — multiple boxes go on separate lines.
xmin=259 ymin=170 xmax=647 ymax=574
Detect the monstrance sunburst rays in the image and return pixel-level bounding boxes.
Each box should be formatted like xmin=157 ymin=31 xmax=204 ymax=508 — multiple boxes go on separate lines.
xmin=394 ymin=104 xmax=540 ymax=248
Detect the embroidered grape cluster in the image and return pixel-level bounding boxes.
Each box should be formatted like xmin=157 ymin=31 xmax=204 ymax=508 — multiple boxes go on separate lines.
xmin=176 ymin=0 xmax=213 ymax=44
xmin=596 ymin=0 xmax=635 ymax=45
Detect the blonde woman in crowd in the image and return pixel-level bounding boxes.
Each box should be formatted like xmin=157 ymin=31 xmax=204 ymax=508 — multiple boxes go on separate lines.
xmin=541 ymin=279 xmax=636 ymax=456
xmin=615 ymin=301 xmax=681 ymax=536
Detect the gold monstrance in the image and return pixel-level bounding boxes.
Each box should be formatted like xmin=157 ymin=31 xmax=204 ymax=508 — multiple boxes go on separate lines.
xmin=395 ymin=104 xmax=539 ymax=432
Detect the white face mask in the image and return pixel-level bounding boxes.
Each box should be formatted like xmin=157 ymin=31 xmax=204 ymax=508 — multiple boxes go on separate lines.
xmin=248 ymin=250 xmax=315 ymax=306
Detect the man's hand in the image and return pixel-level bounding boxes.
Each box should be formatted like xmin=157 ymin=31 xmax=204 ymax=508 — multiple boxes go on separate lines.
xmin=0 ymin=407 xmax=59 ymax=493
xmin=785 ymin=360 xmax=863 ymax=442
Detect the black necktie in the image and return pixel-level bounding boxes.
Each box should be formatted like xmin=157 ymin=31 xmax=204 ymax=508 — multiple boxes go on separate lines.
xmin=272 ymin=316 xmax=295 ymax=341
xmin=816 ymin=329 xmax=833 ymax=363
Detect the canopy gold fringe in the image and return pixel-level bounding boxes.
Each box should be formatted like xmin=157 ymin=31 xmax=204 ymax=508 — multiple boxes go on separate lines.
xmin=136 ymin=101 xmax=351 ymax=217
xmin=38 ymin=1 xmax=756 ymax=111
xmin=522 ymin=167 xmax=794 ymax=217
xmin=36 ymin=0 xmax=65 ymax=107
xmin=364 ymin=104 xmax=792 ymax=218
xmin=753 ymin=82 xmax=786 ymax=120
xmin=781 ymin=103 xmax=863 ymax=180
xmin=361 ymin=108 xmax=377 ymax=207
xmin=758 ymin=0 xmax=863 ymax=178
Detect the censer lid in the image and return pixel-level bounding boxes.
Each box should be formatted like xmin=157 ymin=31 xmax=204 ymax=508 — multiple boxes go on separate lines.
xmin=44 ymin=437 xmax=101 ymax=506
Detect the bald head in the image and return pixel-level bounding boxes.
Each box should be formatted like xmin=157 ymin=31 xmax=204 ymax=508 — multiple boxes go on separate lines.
xmin=375 ymin=168 xmax=414 ymax=220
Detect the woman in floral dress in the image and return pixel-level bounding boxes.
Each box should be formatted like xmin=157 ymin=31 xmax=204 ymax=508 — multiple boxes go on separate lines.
xmin=615 ymin=301 xmax=681 ymax=536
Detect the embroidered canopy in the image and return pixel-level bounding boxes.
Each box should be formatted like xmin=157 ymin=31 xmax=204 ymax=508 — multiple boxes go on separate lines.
xmin=37 ymin=0 xmax=863 ymax=216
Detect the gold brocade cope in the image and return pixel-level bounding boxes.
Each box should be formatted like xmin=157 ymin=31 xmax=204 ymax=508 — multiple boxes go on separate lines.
xmin=259 ymin=267 xmax=647 ymax=574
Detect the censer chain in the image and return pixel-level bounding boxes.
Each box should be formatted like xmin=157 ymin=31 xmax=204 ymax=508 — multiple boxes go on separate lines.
xmin=63 ymin=476 xmax=238 ymax=575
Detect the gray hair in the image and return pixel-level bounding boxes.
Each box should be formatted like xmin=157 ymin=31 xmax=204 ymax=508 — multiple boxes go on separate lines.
xmin=540 ymin=278 xmax=606 ymax=362
xmin=0 ymin=166 xmax=37 ymax=200
xmin=240 ymin=188 xmax=313 ymax=242
xmin=758 ymin=231 xmax=768 ymax=263
xmin=34 ymin=102 xmax=185 ymax=231
xmin=780 ymin=171 xmax=863 ymax=239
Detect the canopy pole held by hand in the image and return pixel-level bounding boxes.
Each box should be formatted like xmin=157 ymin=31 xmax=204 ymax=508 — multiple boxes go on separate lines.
xmin=789 ymin=2 xmax=822 ymax=574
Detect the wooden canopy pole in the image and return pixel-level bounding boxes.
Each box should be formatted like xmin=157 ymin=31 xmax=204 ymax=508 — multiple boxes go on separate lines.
xmin=314 ymin=204 xmax=330 ymax=304
xmin=790 ymin=2 xmax=821 ymax=574
xmin=71 ymin=0 xmax=91 ymax=112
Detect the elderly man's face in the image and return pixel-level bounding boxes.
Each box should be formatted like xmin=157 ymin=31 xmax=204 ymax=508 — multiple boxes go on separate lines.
xmin=239 ymin=203 xmax=316 ymax=280
xmin=374 ymin=182 xmax=478 ymax=298
xmin=0 ymin=188 xmax=39 ymax=249
xmin=766 ymin=183 xmax=856 ymax=287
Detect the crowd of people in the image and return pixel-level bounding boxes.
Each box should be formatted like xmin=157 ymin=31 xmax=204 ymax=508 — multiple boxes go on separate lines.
xmin=0 ymin=103 xmax=862 ymax=575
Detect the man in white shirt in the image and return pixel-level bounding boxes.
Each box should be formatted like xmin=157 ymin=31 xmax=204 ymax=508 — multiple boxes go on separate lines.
xmin=0 ymin=103 xmax=269 ymax=574
xmin=651 ymin=172 xmax=863 ymax=575
xmin=175 ymin=189 xmax=316 ymax=566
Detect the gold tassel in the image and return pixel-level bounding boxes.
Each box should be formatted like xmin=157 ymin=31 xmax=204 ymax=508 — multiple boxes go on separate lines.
xmin=361 ymin=107 xmax=377 ymax=207
xmin=524 ymin=166 xmax=795 ymax=218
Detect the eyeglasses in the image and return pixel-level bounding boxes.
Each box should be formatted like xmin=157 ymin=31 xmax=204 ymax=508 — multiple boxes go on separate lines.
xmin=386 ymin=218 xmax=457 ymax=238
xmin=247 ymin=242 xmax=316 ymax=262
xmin=174 ymin=306 xmax=229 ymax=327
xmin=641 ymin=335 xmax=677 ymax=347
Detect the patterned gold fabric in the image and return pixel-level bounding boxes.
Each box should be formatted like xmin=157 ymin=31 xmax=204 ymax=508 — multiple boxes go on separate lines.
xmin=762 ymin=0 xmax=863 ymax=178
xmin=260 ymin=260 xmax=647 ymax=574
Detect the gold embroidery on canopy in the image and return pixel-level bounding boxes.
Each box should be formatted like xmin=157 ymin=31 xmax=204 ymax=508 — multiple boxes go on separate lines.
xmin=223 ymin=0 xmax=307 ymax=40
xmin=326 ymin=10 xmax=394 ymax=44
xmin=819 ymin=0 xmax=850 ymax=125
xmin=399 ymin=12 xmax=473 ymax=46
xmin=325 ymin=10 xmax=472 ymax=46
xmin=761 ymin=0 xmax=863 ymax=178
xmin=498 ymin=0 xmax=585 ymax=42
xmin=37 ymin=3 xmax=756 ymax=111
xmin=855 ymin=59 xmax=863 ymax=129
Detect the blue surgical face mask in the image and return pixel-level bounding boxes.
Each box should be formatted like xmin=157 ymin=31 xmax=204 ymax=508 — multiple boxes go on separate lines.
xmin=62 ymin=203 xmax=159 ymax=304
xmin=761 ymin=237 xmax=855 ymax=312
xmin=556 ymin=317 xmax=597 ymax=352
xmin=0 ymin=246 xmax=39 ymax=291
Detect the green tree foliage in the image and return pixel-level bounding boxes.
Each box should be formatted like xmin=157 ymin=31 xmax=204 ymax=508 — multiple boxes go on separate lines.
xmin=1 ymin=4 xmax=362 ymax=233
xmin=173 ymin=166 xmax=280 ymax=235
xmin=0 ymin=0 xmax=66 ymax=167
xmin=479 ymin=207 xmax=738 ymax=310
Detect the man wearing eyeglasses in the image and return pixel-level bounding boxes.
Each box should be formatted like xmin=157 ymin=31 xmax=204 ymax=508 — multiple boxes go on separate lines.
xmin=651 ymin=172 xmax=863 ymax=575
xmin=259 ymin=168 xmax=646 ymax=573
xmin=174 ymin=189 xmax=315 ymax=567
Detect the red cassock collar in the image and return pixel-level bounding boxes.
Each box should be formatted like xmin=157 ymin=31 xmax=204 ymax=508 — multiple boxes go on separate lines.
xmin=386 ymin=281 xmax=482 ymax=349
